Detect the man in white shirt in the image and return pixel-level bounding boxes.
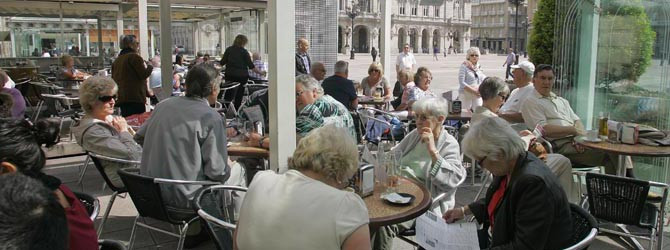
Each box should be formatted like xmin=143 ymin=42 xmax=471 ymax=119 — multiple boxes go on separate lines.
xmin=395 ymin=43 xmax=417 ymax=73
xmin=521 ymin=64 xmax=633 ymax=176
xmin=499 ymin=61 xmax=535 ymax=123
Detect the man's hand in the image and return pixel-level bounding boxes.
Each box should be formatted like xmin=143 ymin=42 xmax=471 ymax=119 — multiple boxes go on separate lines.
xmin=443 ymin=207 xmax=466 ymax=223
xmin=226 ymin=127 xmax=238 ymax=138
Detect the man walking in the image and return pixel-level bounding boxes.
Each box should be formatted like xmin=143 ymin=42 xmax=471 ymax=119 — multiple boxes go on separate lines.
xmin=396 ymin=43 xmax=417 ymax=73
xmin=503 ymin=48 xmax=516 ymax=80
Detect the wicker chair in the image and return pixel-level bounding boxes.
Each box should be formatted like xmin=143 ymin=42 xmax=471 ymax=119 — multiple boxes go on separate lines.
xmin=566 ymin=203 xmax=598 ymax=250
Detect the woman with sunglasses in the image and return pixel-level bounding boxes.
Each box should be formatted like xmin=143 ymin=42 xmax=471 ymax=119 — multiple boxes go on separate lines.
xmin=373 ymin=97 xmax=466 ymax=249
xmin=0 ymin=118 xmax=98 ymax=250
xmin=458 ymin=47 xmax=486 ymax=111
xmin=471 ymin=76 xmax=510 ymax=124
xmin=72 ymin=76 xmax=142 ymax=188
xmin=361 ymin=62 xmax=392 ymax=100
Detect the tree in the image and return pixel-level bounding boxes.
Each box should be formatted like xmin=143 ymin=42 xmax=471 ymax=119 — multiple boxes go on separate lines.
xmin=528 ymin=0 xmax=555 ymax=65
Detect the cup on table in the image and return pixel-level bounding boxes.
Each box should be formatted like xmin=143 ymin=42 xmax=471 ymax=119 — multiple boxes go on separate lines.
xmin=383 ymin=152 xmax=400 ymax=194
xmin=586 ymin=129 xmax=598 ymax=141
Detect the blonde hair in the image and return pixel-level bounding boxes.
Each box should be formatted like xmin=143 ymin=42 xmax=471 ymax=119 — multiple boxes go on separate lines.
xmin=397 ymin=69 xmax=414 ymax=83
xmin=288 ymin=125 xmax=359 ymax=183
xmin=79 ymin=76 xmax=118 ymax=114
xmin=60 ymin=55 xmax=73 ymax=66
xmin=368 ymin=62 xmax=384 ymax=76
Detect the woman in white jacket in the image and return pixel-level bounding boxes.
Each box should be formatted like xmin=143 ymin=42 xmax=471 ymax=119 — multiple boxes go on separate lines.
xmin=458 ymin=47 xmax=486 ymax=111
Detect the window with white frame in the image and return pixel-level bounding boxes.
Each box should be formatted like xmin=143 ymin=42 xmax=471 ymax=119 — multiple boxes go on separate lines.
xmin=411 ymin=5 xmax=417 ymax=15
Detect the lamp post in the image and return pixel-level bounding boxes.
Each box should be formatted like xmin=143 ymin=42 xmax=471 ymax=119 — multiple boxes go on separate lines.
xmin=346 ymin=0 xmax=365 ymax=59
xmin=509 ymin=0 xmax=524 ymax=63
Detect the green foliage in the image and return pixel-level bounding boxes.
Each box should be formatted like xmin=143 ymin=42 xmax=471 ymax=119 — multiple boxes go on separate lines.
xmin=528 ymin=0 xmax=555 ymax=65
xmin=599 ymin=0 xmax=655 ymax=82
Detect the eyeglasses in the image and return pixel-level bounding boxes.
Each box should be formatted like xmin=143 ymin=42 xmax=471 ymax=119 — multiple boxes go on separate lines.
xmin=476 ymin=156 xmax=487 ymax=166
xmin=498 ymin=93 xmax=508 ymax=99
xmin=470 ymin=54 xmax=479 ymax=57
xmin=98 ymin=95 xmax=117 ymax=102
xmin=295 ymin=90 xmax=304 ymax=97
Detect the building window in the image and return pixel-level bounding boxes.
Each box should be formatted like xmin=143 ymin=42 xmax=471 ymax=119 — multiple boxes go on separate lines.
xmin=411 ymin=6 xmax=417 ymax=16
xmin=400 ymin=5 xmax=406 ymax=15
xmin=435 ymin=8 xmax=440 ymax=17
xmin=423 ymin=6 xmax=429 ymax=16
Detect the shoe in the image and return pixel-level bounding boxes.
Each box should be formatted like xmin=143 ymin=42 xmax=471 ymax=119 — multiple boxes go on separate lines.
xmin=183 ymin=229 xmax=211 ymax=249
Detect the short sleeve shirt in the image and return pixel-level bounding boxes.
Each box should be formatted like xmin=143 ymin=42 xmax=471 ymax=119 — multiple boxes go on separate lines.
xmin=520 ymin=90 xmax=581 ymax=131
xmin=396 ymin=53 xmax=417 ymax=72
xmin=361 ymin=76 xmax=391 ymax=97
xmin=499 ymin=84 xmax=535 ymax=113
xmin=408 ymin=86 xmax=435 ymax=103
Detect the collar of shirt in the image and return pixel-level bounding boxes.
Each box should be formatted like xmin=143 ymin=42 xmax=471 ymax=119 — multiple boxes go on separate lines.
xmin=533 ymin=90 xmax=557 ymax=100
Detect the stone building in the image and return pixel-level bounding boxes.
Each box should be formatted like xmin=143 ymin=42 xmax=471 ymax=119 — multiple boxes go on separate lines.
xmin=470 ymin=0 xmax=528 ymax=54
xmin=337 ymin=0 xmax=472 ymax=54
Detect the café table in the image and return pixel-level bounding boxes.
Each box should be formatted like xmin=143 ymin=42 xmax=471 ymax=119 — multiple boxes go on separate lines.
xmin=358 ymin=95 xmax=391 ymax=110
xmin=363 ymin=176 xmax=431 ymax=229
xmin=446 ymin=110 xmax=473 ymax=122
xmin=574 ymin=136 xmax=670 ymax=176
xmin=227 ymin=142 xmax=270 ymax=158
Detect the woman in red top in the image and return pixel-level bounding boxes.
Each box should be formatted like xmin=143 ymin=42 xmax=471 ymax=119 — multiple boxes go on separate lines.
xmin=0 ymin=118 xmax=98 ymax=250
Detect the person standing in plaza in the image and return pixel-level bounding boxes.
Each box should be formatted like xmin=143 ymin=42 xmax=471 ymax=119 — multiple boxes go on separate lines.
xmin=433 ymin=45 xmax=439 ymax=61
xmin=458 ymin=47 xmax=486 ymax=111
xmin=503 ymin=48 xmax=516 ymax=80
xmin=295 ymin=38 xmax=312 ymax=75
xmin=396 ymin=43 xmax=417 ymax=73
xmin=112 ymin=35 xmax=153 ymax=117
xmin=371 ymin=47 xmax=378 ymax=62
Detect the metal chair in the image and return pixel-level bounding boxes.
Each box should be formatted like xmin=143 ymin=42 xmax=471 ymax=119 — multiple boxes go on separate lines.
xmin=565 ymin=203 xmax=599 ymax=250
xmin=219 ymin=82 xmax=241 ymax=117
xmin=358 ymin=107 xmax=406 ymax=146
xmin=74 ymin=191 xmax=100 ymax=222
xmin=585 ymin=172 xmax=668 ymax=250
xmin=117 ymin=168 xmax=221 ymax=250
xmin=194 ymin=185 xmax=248 ymax=250
xmin=88 ymin=152 xmax=140 ymax=237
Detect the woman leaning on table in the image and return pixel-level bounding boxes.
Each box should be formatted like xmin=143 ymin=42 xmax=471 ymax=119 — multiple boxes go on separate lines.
xmin=443 ymin=116 xmax=572 ymax=249
xmin=234 ymin=125 xmax=370 ymax=250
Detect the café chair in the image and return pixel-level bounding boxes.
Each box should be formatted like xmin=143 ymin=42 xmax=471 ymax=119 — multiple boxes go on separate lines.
xmin=585 ymin=172 xmax=668 ymax=250
xmin=98 ymin=239 xmax=128 ymax=250
xmin=358 ymin=107 xmax=406 ymax=146
xmin=74 ymin=191 xmax=100 ymax=222
xmin=219 ymin=82 xmax=241 ymax=118
xmin=117 ymin=168 xmax=221 ymax=250
xmin=88 ymin=152 xmax=140 ymax=238
xmin=565 ymin=203 xmax=599 ymax=250
xmin=194 ymin=185 xmax=248 ymax=250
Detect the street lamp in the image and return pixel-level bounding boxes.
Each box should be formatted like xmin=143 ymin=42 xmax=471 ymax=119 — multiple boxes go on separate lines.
xmin=509 ymin=0 xmax=524 ymax=63
xmin=346 ymin=0 xmax=366 ymax=59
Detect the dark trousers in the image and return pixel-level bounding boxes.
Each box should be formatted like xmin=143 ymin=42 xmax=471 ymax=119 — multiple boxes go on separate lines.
xmin=117 ymin=102 xmax=145 ymax=117
xmin=226 ymin=75 xmax=248 ymax=109
xmin=372 ymin=55 xmax=377 ymax=62
xmin=506 ymin=64 xmax=513 ymax=79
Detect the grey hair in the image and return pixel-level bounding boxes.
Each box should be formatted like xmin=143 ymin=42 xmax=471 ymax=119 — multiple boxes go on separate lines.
xmin=185 ymin=63 xmax=220 ymax=98
xmin=121 ymin=35 xmax=137 ymax=50
xmin=461 ymin=116 xmax=526 ymax=162
xmin=478 ymin=77 xmax=509 ymax=101
xmin=466 ymin=47 xmax=481 ymax=60
xmin=288 ymin=124 xmax=359 ymax=183
xmin=412 ymin=97 xmax=449 ymax=118
xmin=79 ymin=76 xmax=118 ymax=114
xmin=296 ymin=74 xmax=323 ymax=96
xmin=334 ymin=60 xmax=349 ymax=74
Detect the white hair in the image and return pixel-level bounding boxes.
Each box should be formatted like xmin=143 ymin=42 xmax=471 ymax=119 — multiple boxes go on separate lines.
xmin=289 ymin=124 xmax=359 ymax=182
xmin=479 ymin=76 xmax=509 ymax=101
xmin=466 ymin=47 xmax=481 ymax=60
xmin=296 ymin=74 xmax=323 ymax=96
xmin=412 ymin=97 xmax=449 ymax=118
xmin=461 ymin=116 xmax=526 ymax=162
xmin=334 ymin=61 xmax=348 ymax=74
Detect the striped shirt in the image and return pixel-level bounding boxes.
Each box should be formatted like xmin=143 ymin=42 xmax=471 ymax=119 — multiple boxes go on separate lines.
xmin=296 ymin=95 xmax=355 ymax=138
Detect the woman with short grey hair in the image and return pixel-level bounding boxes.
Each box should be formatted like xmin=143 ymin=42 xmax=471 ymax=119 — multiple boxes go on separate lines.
xmin=72 ymin=76 xmax=142 ymax=188
xmin=471 ymin=76 xmax=509 ymax=124
xmin=443 ymin=116 xmax=573 ymax=249
xmin=235 ymin=125 xmax=371 ymax=250
xmin=458 ymin=47 xmax=486 ymax=111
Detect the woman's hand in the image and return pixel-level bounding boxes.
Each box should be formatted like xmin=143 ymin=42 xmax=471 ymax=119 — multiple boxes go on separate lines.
xmin=246 ymin=132 xmax=264 ymax=148
xmin=111 ymin=116 xmax=129 ymax=133
xmin=420 ymin=127 xmax=437 ymax=152
xmin=443 ymin=207 xmax=466 ymax=223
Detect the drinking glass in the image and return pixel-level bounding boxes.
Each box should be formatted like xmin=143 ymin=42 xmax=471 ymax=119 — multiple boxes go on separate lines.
xmin=384 ymin=152 xmax=399 ymax=194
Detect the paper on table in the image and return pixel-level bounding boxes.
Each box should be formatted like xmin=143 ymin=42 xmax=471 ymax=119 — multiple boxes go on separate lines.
xmin=382 ymin=193 xmax=411 ymax=203
xmin=416 ymin=211 xmax=479 ymax=250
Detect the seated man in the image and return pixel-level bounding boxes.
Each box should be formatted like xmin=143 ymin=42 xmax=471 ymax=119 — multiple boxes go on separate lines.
xmin=135 ymin=64 xmax=230 ymax=245
xmin=310 ymin=62 xmax=326 ymax=82
xmin=0 ymin=174 xmax=68 ymax=250
xmin=498 ymin=61 xmax=535 ymax=123
xmin=247 ymin=74 xmax=355 ymax=148
xmin=322 ymin=60 xmax=358 ymax=110
xmin=521 ymin=64 xmax=633 ymax=176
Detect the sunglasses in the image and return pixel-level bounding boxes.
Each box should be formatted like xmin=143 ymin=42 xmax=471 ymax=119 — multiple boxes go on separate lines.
xmin=98 ymin=95 xmax=117 ymax=102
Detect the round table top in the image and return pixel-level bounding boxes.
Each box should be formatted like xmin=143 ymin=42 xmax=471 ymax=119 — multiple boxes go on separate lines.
xmin=227 ymin=142 xmax=270 ymax=158
xmin=363 ymin=177 xmax=431 ymax=228
xmin=575 ymin=136 xmax=670 ymax=157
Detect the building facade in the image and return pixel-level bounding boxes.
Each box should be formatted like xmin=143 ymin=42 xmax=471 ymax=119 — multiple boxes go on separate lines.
xmin=337 ymin=0 xmax=472 ymax=55
xmin=471 ymin=0 xmax=528 ymax=54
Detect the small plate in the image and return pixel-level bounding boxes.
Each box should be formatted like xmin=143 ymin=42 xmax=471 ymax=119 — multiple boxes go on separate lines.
xmin=382 ymin=192 xmax=415 ymax=206
xmin=583 ymin=138 xmax=603 ymax=143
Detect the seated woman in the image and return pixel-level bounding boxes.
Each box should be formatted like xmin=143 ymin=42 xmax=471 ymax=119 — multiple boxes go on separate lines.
xmin=374 ymin=97 xmax=466 ymax=249
xmin=59 ymin=55 xmax=87 ymax=80
xmin=443 ymin=116 xmax=573 ymax=249
xmin=392 ymin=69 xmax=414 ymax=113
xmin=473 ymin=77 xmax=574 ymax=201
xmin=361 ymin=62 xmax=392 ymax=100
xmin=406 ymin=67 xmax=436 ymax=117
xmin=235 ymin=125 xmax=370 ymax=250
xmin=72 ymin=76 xmax=142 ymax=188
xmin=0 ymin=118 xmax=98 ymax=250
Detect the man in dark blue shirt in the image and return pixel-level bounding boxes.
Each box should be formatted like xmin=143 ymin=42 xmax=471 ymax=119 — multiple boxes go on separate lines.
xmin=321 ymin=61 xmax=358 ymax=110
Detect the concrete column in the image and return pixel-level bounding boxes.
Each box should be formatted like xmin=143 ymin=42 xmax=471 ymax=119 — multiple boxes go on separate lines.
xmin=85 ymin=27 xmax=91 ymax=56
xmin=427 ymin=29 xmax=433 ymax=52
xmin=219 ymin=13 xmax=225 ymax=55
xmin=268 ymin=0 xmax=296 ymax=173
xmin=60 ymin=2 xmax=65 ymax=54
xmin=193 ymin=22 xmax=200 ymax=55
xmin=149 ymin=29 xmax=155 ymax=58
xmin=380 ymin=0 xmax=392 ymax=78
xmin=117 ymin=8 xmax=124 ymax=50
xmin=575 ymin=0 xmax=600 ymax=129
xmin=138 ymin=0 xmax=149 ymax=59
xmin=97 ymin=16 xmax=104 ymax=66
xmin=159 ymin=0 xmax=173 ymax=100
xmin=78 ymin=33 xmax=82 ymax=52
xmin=417 ymin=30 xmax=422 ymax=53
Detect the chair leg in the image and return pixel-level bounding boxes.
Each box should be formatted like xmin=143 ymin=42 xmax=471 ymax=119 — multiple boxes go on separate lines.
xmin=97 ymin=191 xmax=118 ymax=237
xmin=76 ymin=156 xmax=91 ymax=187
xmin=177 ymin=223 xmax=191 ymax=250
xmin=142 ymin=217 xmax=158 ymax=247
xmin=128 ymin=215 xmax=140 ymax=250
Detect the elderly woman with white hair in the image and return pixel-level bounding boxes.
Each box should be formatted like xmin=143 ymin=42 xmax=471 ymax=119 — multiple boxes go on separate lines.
xmin=473 ymin=76 xmax=575 ymax=202
xmin=443 ymin=117 xmax=573 ymax=249
xmin=458 ymin=47 xmax=486 ymax=111
xmin=235 ymin=125 xmax=370 ymax=250
xmin=72 ymin=76 xmax=142 ymax=187
xmin=374 ymin=97 xmax=466 ymax=250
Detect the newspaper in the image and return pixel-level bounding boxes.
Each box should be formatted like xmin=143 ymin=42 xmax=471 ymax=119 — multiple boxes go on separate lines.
xmin=416 ymin=211 xmax=479 ymax=250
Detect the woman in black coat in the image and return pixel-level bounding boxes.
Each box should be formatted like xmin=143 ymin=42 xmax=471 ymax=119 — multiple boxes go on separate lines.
xmin=220 ymin=34 xmax=264 ymax=109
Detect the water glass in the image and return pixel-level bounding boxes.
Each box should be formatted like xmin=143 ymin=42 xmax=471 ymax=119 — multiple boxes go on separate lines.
xmin=385 ymin=153 xmax=399 ymax=193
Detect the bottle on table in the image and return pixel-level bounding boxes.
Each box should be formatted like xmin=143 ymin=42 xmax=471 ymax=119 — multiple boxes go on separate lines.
xmin=598 ymin=112 xmax=608 ymax=137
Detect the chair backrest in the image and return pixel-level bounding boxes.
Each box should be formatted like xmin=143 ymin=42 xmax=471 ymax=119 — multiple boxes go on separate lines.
xmin=566 ymin=203 xmax=598 ymax=250
xmin=117 ymin=168 xmax=175 ymax=223
xmin=586 ymin=172 xmax=650 ymax=226
xmin=73 ymin=191 xmax=100 ymax=221
xmin=88 ymin=152 xmax=140 ymax=193
xmin=194 ymin=185 xmax=248 ymax=250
